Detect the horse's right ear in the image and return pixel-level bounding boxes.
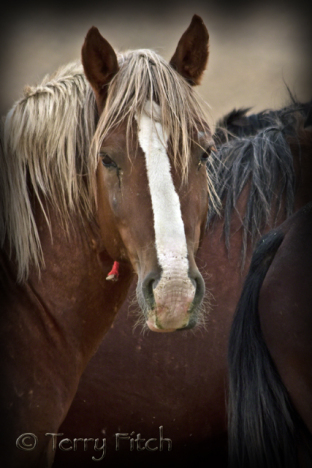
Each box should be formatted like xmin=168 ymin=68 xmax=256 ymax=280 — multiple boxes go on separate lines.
xmin=170 ymin=15 xmax=209 ymax=86
xmin=81 ymin=27 xmax=119 ymax=108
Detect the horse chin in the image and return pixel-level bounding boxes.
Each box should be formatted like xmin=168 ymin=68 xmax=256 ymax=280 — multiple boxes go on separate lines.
xmin=146 ymin=304 xmax=194 ymax=332
xmin=145 ymin=320 xmax=177 ymax=333
xmin=146 ymin=319 xmax=197 ymax=332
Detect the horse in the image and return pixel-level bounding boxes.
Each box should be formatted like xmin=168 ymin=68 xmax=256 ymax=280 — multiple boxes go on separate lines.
xmin=81 ymin=16 xmax=214 ymax=332
xmin=0 ymin=15 xmax=212 ymax=467
xmin=228 ymin=200 xmax=312 ymax=468
xmin=54 ymin=101 xmax=312 ymax=467
xmin=213 ymin=99 xmax=312 ymax=143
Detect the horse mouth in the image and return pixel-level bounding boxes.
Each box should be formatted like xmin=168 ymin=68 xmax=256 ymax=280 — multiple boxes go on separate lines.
xmin=146 ymin=317 xmax=195 ymax=333
xmin=144 ymin=287 xmax=204 ymax=332
xmin=145 ymin=300 xmax=200 ymax=332
xmin=145 ymin=320 xmax=177 ymax=333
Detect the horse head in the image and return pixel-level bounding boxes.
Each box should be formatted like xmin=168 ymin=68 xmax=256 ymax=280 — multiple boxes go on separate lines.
xmin=82 ymin=16 xmax=214 ymax=332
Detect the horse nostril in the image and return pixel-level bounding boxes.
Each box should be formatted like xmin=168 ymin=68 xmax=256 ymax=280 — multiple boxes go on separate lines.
xmin=190 ymin=270 xmax=205 ymax=308
xmin=142 ymin=271 xmax=159 ymax=308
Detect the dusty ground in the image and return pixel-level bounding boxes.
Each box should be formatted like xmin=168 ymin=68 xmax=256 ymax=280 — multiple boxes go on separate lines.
xmin=1 ymin=1 xmax=311 ymax=128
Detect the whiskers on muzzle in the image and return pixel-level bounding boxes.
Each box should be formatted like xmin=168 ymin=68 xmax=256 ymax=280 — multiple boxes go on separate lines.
xmin=131 ymin=270 xmax=211 ymax=333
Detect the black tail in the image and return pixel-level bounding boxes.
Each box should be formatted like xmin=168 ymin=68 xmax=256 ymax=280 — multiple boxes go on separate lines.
xmin=228 ymin=229 xmax=312 ymax=468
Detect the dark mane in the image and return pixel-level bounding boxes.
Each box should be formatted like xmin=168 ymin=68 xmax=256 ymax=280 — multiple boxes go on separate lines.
xmin=213 ymin=98 xmax=312 ymax=145
xmin=207 ymin=99 xmax=312 ymax=264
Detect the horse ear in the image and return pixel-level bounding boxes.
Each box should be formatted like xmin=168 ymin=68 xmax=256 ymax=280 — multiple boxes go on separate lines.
xmin=81 ymin=27 xmax=119 ymax=105
xmin=170 ymin=15 xmax=209 ymax=86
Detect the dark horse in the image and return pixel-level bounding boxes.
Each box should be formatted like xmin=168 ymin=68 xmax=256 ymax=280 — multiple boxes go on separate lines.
xmin=54 ymin=101 xmax=312 ymax=467
xmin=228 ymin=200 xmax=312 ymax=468
xmin=0 ymin=16 xmax=211 ymax=467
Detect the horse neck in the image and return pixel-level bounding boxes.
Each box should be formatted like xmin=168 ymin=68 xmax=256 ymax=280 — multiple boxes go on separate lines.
xmin=1 ymin=200 xmax=133 ymax=371
xmin=0 ymin=200 xmax=133 ymax=465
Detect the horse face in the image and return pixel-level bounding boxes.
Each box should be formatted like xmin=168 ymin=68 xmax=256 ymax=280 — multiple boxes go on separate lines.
xmin=82 ymin=15 xmax=211 ymax=331
xmin=95 ymin=112 xmax=212 ymax=331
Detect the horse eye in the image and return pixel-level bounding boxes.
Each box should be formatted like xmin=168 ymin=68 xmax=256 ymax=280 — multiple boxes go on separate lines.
xmin=201 ymin=145 xmax=216 ymax=163
xmin=100 ymin=153 xmax=117 ymax=168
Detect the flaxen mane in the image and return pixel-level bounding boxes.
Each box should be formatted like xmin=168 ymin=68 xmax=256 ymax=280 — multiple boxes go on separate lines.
xmin=0 ymin=61 xmax=97 ymax=282
xmin=1 ymin=51 xmax=217 ymax=282
xmin=92 ymin=49 xmax=213 ymax=184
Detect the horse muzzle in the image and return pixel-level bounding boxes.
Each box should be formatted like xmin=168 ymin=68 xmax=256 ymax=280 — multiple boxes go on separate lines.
xmin=140 ymin=268 xmax=205 ymax=332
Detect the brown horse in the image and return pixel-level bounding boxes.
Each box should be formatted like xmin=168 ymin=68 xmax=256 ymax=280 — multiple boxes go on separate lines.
xmin=81 ymin=16 xmax=213 ymax=332
xmin=228 ymin=200 xmax=312 ymax=468
xmin=0 ymin=16 xmax=211 ymax=468
xmin=54 ymin=100 xmax=312 ymax=468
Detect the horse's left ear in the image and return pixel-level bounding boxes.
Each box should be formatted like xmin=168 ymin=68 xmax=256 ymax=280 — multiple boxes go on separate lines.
xmin=81 ymin=26 xmax=119 ymax=107
xmin=170 ymin=15 xmax=209 ymax=86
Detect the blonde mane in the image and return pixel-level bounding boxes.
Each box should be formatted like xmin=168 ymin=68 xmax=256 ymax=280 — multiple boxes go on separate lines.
xmin=0 ymin=61 xmax=97 ymax=282
xmin=1 ymin=50 xmax=217 ymax=283
xmin=93 ymin=49 xmax=212 ymax=182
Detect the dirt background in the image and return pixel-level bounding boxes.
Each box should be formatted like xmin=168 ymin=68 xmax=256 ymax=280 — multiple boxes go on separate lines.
xmin=1 ymin=0 xmax=312 ymax=129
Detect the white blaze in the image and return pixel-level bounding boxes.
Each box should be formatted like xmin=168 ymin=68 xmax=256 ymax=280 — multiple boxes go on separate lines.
xmin=136 ymin=102 xmax=195 ymax=327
